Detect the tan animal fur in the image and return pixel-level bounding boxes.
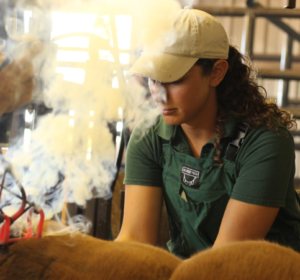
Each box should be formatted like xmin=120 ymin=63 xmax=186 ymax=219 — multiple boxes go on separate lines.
xmin=170 ymin=240 xmax=300 ymax=280
xmin=1 ymin=220 xmax=300 ymax=280
xmin=0 ymin=229 xmax=181 ymax=280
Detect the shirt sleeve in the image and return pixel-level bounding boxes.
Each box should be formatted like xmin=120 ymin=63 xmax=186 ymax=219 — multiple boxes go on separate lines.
xmin=123 ymin=119 xmax=163 ymax=187
xmin=231 ymin=126 xmax=295 ymax=207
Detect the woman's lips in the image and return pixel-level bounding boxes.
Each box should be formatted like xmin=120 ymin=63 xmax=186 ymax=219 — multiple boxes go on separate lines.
xmin=161 ymin=108 xmax=177 ymax=115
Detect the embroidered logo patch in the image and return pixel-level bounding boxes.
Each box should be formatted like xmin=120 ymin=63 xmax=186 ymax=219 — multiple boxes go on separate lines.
xmin=181 ymin=165 xmax=200 ymax=189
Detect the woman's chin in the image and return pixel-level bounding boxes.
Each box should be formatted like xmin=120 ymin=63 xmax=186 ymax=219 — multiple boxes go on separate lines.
xmin=162 ymin=115 xmax=183 ymax=126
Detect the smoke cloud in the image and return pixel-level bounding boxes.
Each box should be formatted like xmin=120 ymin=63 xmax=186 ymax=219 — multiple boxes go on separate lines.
xmin=0 ymin=0 xmax=182 ymax=231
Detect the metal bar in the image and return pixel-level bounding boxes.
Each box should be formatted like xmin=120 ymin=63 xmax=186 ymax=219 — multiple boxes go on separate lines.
xmin=193 ymin=6 xmax=300 ymax=18
xmin=241 ymin=12 xmax=255 ymax=56
xmin=66 ymin=203 xmax=78 ymax=219
xmin=290 ymin=130 xmax=300 ymax=136
xmin=267 ymin=17 xmax=300 ymax=43
xmin=294 ymin=178 xmax=300 ymax=185
xmin=258 ymin=69 xmax=300 ymax=80
xmin=57 ymin=47 xmax=88 ymax=51
xmin=92 ymin=15 xmax=127 ymax=240
xmin=94 ymin=198 xmax=112 ymax=240
xmin=280 ymin=106 xmax=300 ymax=118
xmin=109 ymin=14 xmax=127 ymax=90
xmin=84 ymin=198 xmax=96 ymax=236
xmin=111 ymin=123 xmax=126 ymax=193
xmin=94 ymin=123 xmax=126 ymax=240
xmin=193 ymin=6 xmax=246 ymax=17
xmin=277 ymin=34 xmax=293 ymax=107
xmin=0 ymin=0 xmax=8 ymax=40
xmin=194 ymin=6 xmax=300 ymax=43
xmin=251 ymin=54 xmax=300 ymax=62
xmin=295 ymin=144 xmax=300 ymax=151
xmin=284 ymin=0 xmax=296 ymax=9
xmin=287 ymin=99 xmax=300 ymax=105
xmin=9 ymin=109 xmax=25 ymax=146
xmin=250 ymin=2 xmax=300 ymax=44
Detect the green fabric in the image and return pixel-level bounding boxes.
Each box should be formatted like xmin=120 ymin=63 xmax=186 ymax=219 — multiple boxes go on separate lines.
xmin=124 ymin=113 xmax=300 ymax=258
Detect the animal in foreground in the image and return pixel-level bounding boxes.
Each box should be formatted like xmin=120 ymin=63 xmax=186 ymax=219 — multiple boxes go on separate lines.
xmin=0 ymin=231 xmax=181 ymax=280
xmin=0 ymin=220 xmax=300 ymax=280
xmin=170 ymin=240 xmax=300 ymax=280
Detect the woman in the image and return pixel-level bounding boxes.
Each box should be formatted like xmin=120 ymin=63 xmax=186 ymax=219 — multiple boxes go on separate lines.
xmin=116 ymin=7 xmax=300 ymax=259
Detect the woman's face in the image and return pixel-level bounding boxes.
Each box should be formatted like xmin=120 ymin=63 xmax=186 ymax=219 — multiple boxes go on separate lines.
xmin=148 ymin=65 xmax=217 ymax=127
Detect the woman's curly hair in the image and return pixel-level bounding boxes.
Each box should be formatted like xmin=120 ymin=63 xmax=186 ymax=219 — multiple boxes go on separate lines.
xmin=196 ymin=45 xmax=296 ymax=161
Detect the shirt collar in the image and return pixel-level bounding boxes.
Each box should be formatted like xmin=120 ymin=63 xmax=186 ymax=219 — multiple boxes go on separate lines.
xmin=154 ymin=115 xmax=177 ymax=140
xmin=154 ymin=114 xmax=240 ymax=140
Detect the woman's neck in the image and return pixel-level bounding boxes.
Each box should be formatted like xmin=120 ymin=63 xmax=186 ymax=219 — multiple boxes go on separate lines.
xmin=181 ymin=91 xmax=218 ymax=144
xmin=182 ymin=122 xmax=217 ymax=143
xmin=180 ymin=91 xmax=218 ymax=157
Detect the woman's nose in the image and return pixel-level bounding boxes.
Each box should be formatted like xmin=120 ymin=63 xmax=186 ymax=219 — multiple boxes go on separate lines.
xmin=149 ymin=81 xmax=167 ymax=103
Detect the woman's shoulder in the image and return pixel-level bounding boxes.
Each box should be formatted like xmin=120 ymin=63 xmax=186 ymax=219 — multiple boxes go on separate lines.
xmin=127 ymin=111 xmax=164 ymax=164
xmin=129 ymin=110 xmax=163 ymax=149
xmin=247 ymin=124 xmax=294 ymax=144
xmin=238 ymin=123 xmax=295 ymax=161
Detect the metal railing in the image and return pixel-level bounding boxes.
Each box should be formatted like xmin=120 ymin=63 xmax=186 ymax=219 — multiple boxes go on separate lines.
xmin=195 ymin=1 xmax=300 ymax=112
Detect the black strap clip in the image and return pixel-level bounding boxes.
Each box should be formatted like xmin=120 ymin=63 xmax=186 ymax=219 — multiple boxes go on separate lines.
xmin=226 ymin=122 xmax=249 ymax=162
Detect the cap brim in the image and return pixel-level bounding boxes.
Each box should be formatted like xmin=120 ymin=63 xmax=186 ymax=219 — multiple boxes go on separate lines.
xmin=125 ymin=52 xmax=198 ymax=83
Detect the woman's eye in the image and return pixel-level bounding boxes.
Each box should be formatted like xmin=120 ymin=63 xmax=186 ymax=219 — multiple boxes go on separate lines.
xmin=169 ymin=79 xmax=182 ymax=85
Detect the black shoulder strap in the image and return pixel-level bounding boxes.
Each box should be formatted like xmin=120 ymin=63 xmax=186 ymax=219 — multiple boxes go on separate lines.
xmin=161 ymin=138 xmax=170 ymax=145
xmin=226 ymin=122 xmax=249 ymax=162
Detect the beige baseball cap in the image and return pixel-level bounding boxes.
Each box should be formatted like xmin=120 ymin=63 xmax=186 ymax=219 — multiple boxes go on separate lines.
xmin=126 ymin=7 xmax=229 ymax=83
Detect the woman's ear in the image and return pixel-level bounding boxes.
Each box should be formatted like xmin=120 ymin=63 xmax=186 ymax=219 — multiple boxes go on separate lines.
xmin=209 ymin=60 xmax=229 ymax=87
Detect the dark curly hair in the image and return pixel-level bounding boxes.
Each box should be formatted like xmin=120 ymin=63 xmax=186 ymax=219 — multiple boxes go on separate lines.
xmin=196 ymin=45 xmax=296 ymax=162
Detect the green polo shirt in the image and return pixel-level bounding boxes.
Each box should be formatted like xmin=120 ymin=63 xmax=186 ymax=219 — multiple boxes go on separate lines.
xmin=124 ymin=113 xmax=300 ymax=254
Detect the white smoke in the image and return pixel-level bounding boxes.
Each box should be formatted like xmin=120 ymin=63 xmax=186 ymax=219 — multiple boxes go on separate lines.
xmin=0 ymin=0 xmax=182 ymax=230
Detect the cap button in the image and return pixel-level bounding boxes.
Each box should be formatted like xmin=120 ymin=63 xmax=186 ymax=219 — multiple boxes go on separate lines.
xmin=184 ymin=6 xmax=192 ymax=9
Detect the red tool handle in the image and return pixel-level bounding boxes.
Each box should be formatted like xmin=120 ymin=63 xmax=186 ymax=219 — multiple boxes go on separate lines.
xmin=0 ymin=216 xmax=11 ymax=244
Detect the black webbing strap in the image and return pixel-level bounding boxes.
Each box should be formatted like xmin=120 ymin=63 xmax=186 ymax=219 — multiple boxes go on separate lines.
xmin=161 ymin=138 xmax=170 ymax=145
xmin=226 ymin=122 xmax=249 ymax=162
